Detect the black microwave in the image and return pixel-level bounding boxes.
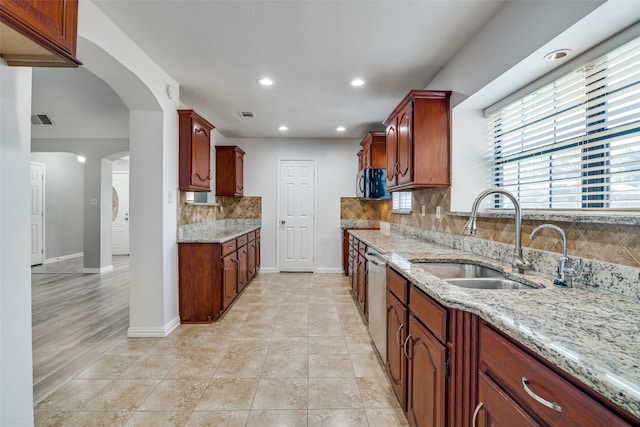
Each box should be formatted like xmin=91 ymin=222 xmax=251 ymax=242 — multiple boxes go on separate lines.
xmin=356 ymin=168 xmax=390 ymax=199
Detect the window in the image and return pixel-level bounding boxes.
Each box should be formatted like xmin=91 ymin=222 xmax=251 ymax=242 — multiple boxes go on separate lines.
xmin=392 ymin=191 xmax=412 ymax=213
xmin=488 ymin=36 xmax=640 ymax=209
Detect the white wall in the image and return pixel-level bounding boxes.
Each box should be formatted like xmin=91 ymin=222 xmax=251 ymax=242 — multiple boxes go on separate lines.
xmin=0 ymin=64 xmax=34 ymax=426
xmin=228 ymin=138 xmax=360 ymax=272
xmin=30 ymin=152 xmax=85 ymax=260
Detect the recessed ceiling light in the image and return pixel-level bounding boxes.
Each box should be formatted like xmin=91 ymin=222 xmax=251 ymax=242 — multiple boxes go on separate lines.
xmin=351 ymin=78 xmax=365 ymax=87
xmin=544 ymin=49 xmax=572 ymax=61
xmin=278 ymin=125 xmax=288 ymax=131
xmin=336 ymin=126 xmax=346 ymax=132
xmin=77 ymin=155 xmax=86 ymax=163
xmin=258 ymin=77 xmax=274 ymax=86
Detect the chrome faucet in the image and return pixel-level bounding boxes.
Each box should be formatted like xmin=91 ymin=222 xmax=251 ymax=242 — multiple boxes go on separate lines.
xmin=464 ymin=188 xmax=530 ymax=274
xmin=529 ymin=224 xmax=581 ymax=287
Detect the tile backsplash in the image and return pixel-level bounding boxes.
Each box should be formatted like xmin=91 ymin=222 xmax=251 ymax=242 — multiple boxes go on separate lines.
xmin=178 ymin=192 xmax=261 ymax=226
xmin=361 ymin=187 xmax=640 ymax=269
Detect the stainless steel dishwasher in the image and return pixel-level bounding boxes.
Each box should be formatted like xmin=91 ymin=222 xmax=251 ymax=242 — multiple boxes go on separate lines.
xmin=365 ymin=248 xmax=386 ymax=364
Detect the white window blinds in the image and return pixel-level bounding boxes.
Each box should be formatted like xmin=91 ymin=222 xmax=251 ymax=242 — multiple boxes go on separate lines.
xmin=392 ymin=192 xmax=412 ymax=212
xmin=487 ymin=36 xmax=640 ymax=209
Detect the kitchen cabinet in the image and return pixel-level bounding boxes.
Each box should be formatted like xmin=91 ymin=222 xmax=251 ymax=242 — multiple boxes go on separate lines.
xmin=348 ymin=234 xmax=369 ymax=318
xmin=178 ymin=110 xmax=215 ymax=192
xmin=386 ymin=267 xmax=450 ymax=426
xmin=476 ymin=322 xmax=634 ymax=427
xmin=178 ymin=228 xmax=260 ymax=322
xmin=386 ymin=267 xmax=409 ymax=410
xmin=216 ymin=145 xmax=245 ymax=196
xmin=360 ymin=131 xmax=387 ymax=169
xmin=0 ymin=0 xmax=81 ymax=67
xmin=384 ymin=90 xmax=451 ymax=191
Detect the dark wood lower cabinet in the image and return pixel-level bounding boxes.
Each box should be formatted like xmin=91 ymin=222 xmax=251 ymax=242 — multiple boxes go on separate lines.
xmin=179 ymin=228 xmax=260 ymax=323
xmin=384 ymin=266 xmax=640 ymax=427
xmin=386 ymin=291 xmax=408 ymax=410
xmin=407 ymin=314 xmax=447 ymax=427
xmin=476 ymin=372 xmax=540 ymax=427
xmin=221 ymin=252 xmax=237 ymax=311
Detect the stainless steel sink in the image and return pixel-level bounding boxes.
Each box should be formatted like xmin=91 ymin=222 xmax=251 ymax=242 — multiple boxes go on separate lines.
xmin=417 ymin=262 xmax=502 ymax=279
xmin=416 ymin=262 xmax=537 ymax=290
xmin=445 ymin=277 xmax=534 ymax=290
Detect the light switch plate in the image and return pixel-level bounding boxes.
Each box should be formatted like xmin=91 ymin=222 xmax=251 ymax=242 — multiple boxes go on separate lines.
xmin=90 ymin=198 xmax=97 ymax=205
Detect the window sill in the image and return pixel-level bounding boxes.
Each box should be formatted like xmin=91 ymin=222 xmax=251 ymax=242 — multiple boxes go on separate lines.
xmin=391 ymin=210 xmax=413 ymax=215
xmin=447 ymin=210 xmax=640 ymax=226
xmin=185 ymin=202 xmax=219 ymax=207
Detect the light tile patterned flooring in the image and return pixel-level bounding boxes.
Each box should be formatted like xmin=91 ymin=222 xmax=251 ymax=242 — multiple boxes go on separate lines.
xmin=34 ymin=273 xmax=408 ymax=426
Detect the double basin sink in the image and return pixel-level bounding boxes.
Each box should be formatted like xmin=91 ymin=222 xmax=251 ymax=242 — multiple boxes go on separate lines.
xmin=416 ymin=262 xmax=536 ymax=290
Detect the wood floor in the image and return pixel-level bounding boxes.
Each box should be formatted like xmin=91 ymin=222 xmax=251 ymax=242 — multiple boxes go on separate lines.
xmin=32 ymin=256 xmax=130 ymax=404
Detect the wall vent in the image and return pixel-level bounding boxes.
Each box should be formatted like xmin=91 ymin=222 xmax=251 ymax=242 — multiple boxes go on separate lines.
xmin=237 ymin=111 xmax=255 ymax=119
xmin=31 ymin=114 xmax=54 ymax=125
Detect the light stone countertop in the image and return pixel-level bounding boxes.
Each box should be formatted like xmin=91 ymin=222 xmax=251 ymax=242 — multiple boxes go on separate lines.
xmin=177 ymin=221 xmax=261 ymax=243
xmin=350 ymin=229 xmax=640 ymax=419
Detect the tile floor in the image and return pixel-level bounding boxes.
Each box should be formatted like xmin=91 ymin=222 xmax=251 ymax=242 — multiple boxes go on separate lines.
xmin=34 ymin=273 xmax=409 ymax=426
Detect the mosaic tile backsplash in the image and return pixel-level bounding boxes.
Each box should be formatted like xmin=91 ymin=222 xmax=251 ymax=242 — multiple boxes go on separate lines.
xmin=178 ymin=192 xmax=261 ymax=226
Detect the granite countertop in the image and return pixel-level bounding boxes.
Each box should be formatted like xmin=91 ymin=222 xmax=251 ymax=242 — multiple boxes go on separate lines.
xmin=177 ymin=222 xmax=260 ymax=243
xmin=350 ymin=229 xmax=640 ymax=419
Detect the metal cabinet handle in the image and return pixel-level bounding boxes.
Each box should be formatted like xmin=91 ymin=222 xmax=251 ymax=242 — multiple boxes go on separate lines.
xmin=522 ymin=377 xmax=563 ymax=412
xmin=396 ymin=324 xmax=404 ymax=346
xmin=403 ymin=334 xmax=411 ymax=359
xmin=472 ymin=402 xmax=483 ymax=427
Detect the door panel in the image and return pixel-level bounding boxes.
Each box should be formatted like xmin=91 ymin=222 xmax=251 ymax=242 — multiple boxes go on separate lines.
xmin=397 ymin=104 xmax=413 ymax=186
xmin=30 ymin=162 xmax=45 ymax=265
xmin=112 ymin=172 xmax=130 ymax=255
xmin=278 ymin=160 xmax=315 ymax=272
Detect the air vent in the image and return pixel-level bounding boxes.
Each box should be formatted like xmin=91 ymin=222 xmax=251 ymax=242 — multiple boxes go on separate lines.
xmin=31 ymin=114 xmax=54 ymax=125
xmin=238 ymin=111 xmax=255 ymax=119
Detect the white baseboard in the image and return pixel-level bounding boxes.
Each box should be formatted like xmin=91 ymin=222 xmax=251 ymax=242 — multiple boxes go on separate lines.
xmin=82 ymin=265 xmax=113 ymax=274
xmin=44 ymin=252 xmax=83 ymax=264
xmin=315 ymin=268 xmax=343 ymax=274
xmin=127 ymin=316 xmax=180 ymax=338
xmin=257 ymin=267 xmax=279 ymax=273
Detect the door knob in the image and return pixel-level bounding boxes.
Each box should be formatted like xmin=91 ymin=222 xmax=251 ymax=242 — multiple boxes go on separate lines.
xmin=280 ymin=220 xmax=286 ymax=224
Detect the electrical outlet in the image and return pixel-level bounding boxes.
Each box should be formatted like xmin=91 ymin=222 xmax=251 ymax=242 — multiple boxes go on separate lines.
xmin=436 ymin=205 xmax=441 ymax=219
xmin=168 ymin=191 xmax=173 ymax=204
xmin=421 ymin=205 xmax=426 ymax=216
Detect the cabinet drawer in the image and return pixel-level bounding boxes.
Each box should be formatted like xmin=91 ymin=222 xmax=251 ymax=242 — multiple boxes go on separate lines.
xmin=221 ymin=239 xmax=237 ymax=256
xmin=387 ymin=267 xmax=408 ymax=304
xmin=237 ymin=234 xmax=248 ymax=247
xmin=248 ymin=231 xmax=256 ymax=242
xmin=480 ymin=323 xmax=631 ymax=427
xmin=477 ymin=371 xmax=540 ymax=426
xmin=409 ymin=286 xmax=447 ymax=344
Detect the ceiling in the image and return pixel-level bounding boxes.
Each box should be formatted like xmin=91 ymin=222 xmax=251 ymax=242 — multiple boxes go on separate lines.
xmin=71 ymin=0 xmax=504 ymax=140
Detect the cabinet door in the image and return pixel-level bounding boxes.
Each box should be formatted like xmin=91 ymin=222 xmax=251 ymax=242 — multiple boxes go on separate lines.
xmin=386 ymin=121 xmax=398 ymax=187
xmin=256 ymin=236 xmax=261 ymax=272
xmin=1 ymin=0 xmax=80 ymax=65
xmin=386 ymin=291 xmax=408 ymax=411
xmin=191 ymin=118 xmax=211 ymax=189
xmin=397 ymin=103 xmax=413 ymax=186
xmin=357 ymin=252 xmax=367 ymax=317
xmin=237 ymin=244 xmax=248 ymax=293
xmin=222 ymin=253 xmax=237 ymax=311
xmin=248 ymin=239 xmax=256 ymax=280
xmin=476 ymin=372 xmax=540 ymax=427
xmin=407 ymin=314 xmax=447 ymax=427
xmin=234 ymin=149 xmax=244 ymax=195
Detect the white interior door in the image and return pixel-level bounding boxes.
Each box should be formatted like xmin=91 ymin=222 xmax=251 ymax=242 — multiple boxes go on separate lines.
xmin=278 ymin=160 xmax=316 ymax=272
xmin=112 ymin=172 xmax=130 ymax=255
xmin=30 ymin=162 xmax=45 ymax=266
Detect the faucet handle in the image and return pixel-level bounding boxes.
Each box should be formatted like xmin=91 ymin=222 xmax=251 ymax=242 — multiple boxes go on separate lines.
xmin=565 ymin=257 xmax=582 ymax=277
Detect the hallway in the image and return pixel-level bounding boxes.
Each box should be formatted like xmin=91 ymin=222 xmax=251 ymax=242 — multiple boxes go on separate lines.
xmin=33 ymin=267 xmax=408 ymax=426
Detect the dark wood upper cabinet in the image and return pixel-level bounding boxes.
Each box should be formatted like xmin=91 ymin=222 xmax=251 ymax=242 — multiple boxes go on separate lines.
xmin=178 ymin=110 xmax=215 ymax=192
xmin=0 ymin=0 xmax=81 ymax=67
xmin=384 ymin=90 xmax=451 ymax=191
xmin=216 ymin=145 xmax=245 ymax=196
xmin=360 ymin=131 xmax=387 ymax=169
